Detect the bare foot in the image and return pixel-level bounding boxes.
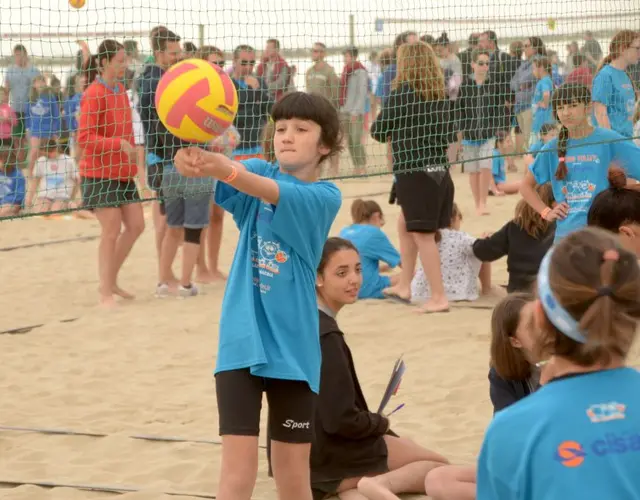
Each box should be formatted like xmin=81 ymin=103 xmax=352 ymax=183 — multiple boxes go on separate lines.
xmin=195 ymin=271 xmax=215 ymax=284
xmin=382 ymin=285 xmax=411 ymax=303
xmin=476 ymin=206 xmax=490 ymax=216
xmin=416 ymin=298 xmax=450 ymax=314
xmin=113 ymin=285 xmax=135 ymax=300
xmin=357 ymin=477 xmax=400 ymax=500
xmin=99 ymin=294 xmax=117 ymax=308
xmin=211 ymin=269 xmax=228 ymax=281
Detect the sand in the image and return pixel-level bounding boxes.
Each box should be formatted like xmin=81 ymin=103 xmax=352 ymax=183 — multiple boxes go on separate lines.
xmin=2 ymin=142 xmax=635 ymax=500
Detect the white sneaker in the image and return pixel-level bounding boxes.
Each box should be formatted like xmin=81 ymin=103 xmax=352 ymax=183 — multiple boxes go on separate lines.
xmin=155 ymin=283 xmax=170 ymax=298
xmin=178 ymin=284 xmax=198 ymax=298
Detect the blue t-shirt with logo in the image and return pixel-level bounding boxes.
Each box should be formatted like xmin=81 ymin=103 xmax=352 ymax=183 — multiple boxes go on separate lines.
xmin=531 ymin=75 xmax=554 ymax=134
xmin=26 ymin=94 xmax=61 ymax=138
xmin=491 ymin=149 xmax=506 ymax=185
xmin=214 ymin=159 xmax=341 ymax=393
xmin=0 ymin=167 xmax=26 ymax=207
xmin=339 ymin=224 xmax=400 ymax=299
xmin=592 ymin=65 xmax=636 ymax=138
xmin=529 ymin=127 xmax=640 ymax=242
xmin=478 ymin=368 xmax=640 ymax=500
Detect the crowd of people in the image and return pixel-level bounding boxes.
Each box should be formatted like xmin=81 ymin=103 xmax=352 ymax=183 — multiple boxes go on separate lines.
xmin=2 ymin=22 xmax=640 ymax=500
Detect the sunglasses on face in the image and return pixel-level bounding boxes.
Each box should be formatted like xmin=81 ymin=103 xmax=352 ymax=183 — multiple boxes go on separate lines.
xmin=240 ymin=59 xmax=256 ymax=66
xmin=476 ymin=61 xmax=489 ymax=66
xmin=212 ymin=60 xmax=225 ymax=68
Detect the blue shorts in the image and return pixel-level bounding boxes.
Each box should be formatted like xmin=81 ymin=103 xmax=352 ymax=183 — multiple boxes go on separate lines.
xmin=161 ymin=166 xmax=214 ymax=229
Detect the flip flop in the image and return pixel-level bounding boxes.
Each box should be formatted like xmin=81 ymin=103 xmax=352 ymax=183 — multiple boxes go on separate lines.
xmin=384 ymin=293 xmax=412 ymax=305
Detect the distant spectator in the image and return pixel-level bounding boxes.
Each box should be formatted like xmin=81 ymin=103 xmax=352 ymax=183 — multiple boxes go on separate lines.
xmin=3 ymin=44 xmax=41 ymax=163
xmin=340 ymin=46 xmax=368 ymax=175
xmin=459 ymin=33 xmax=480 ymax=78
xmin=421 ymin=34 xmax=436 ymax=46
xmin=256 ymin=38 xmax=293 ymax=101
xmin=434 ymin=32 xmax=463 ymax=100
xmin=0 ymin=87 xmax=17 ymax=149
xmin=565 ymin=41 xmax=580 ymax=73
xmin=183 ymin=41 xmax=198 ymax=59
xmin=380 ymin=30 xmax=418 ymax=103
xmin=0 ymin=148 xmax=24 ymax=217
xmin=581 ymin=30 xmax=603 ymax=72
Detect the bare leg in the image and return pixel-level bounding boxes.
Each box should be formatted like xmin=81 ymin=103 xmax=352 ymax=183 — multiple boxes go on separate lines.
xmin=94 ymin=207 xmax=122 ymax=307
xmin=425 ymin=465 xmax=476 ymax=500
xmin=383 ymin=212 xmax=416 ymax=301
xmin=479 ymin=262 xmax=492 ymax=294
xmin=111 ymin=203 xmax=145 ymax=299
xmin=180 ymin=240 xmax=201 ymax=288
xmin=216 ymin=435 xmax=259 ymax=500
xmin=159 ymin=226 xmax=182 ymax=289
xmin=152 ymin=200 xmax=176 ymax=285
xmin=414 ymin=232 xmax=449 ymax=313
xmin=468 ymin=172 xmax=481 ymax=215
xmin=196 ymin=226 xmax=213 ymax=283
xmin=271 ymin=440 xmax=313 ymax=500
xmin=496 ymin=180 xmax=521 ymax=194
xmin=207 ymin=204 xmax=227 ymax=280
xmin=479 ymin=169 xmax=491 ymax=215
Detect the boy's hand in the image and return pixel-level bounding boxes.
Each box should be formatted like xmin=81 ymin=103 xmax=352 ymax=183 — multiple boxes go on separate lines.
xmin=174 ymin=147 xmax=210 ymax=177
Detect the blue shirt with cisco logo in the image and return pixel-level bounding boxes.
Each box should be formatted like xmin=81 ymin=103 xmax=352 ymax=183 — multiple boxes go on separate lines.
xmin=477 ymin=367 xmax=640 ymax=500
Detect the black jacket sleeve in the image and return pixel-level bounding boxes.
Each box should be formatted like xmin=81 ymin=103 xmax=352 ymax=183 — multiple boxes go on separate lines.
xmin=472 ymin=221 xmax=510 ymax=262
xmin=489 ymin=367 xmax=520 ymax=415
xmin=370 ymin=90 xmax=399 ymax=143
xmin=318 ymin=333 xmax=389 ymax=439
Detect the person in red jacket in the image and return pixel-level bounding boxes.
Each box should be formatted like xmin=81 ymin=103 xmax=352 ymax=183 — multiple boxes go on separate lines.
xmin=77 ymin=39 xmax=145 ymax=307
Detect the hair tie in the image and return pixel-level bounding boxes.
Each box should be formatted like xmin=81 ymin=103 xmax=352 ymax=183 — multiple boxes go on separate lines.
xmin=597 ymin=286 xmax=614 ymax=298
xmin=268 ymin=116 xmax=275 ymax=124
xmin=602 ymin=249 xmax=620 ymax=262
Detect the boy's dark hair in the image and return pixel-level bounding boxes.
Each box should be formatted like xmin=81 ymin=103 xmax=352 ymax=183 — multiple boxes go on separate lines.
xmin=435 ymin=32 xmax=450 ymax=47
xmin=393 ymin=31 xmax=418 ymax=56
xmin=535 ymin=227 xmax=640 ymax=366
xmin=351 ymin=199 xmax=382 ymax=224
xmin=539 ymin=123 xmax=557 ymax=137
xmin=514 ymin=183 xmax=554 ymax=239
xmin=420 ymin=34 xmax=435 ymax=46
xmin=263 ymin=92 xmax=344 ymax=165
xmin=587 ymin=166 xmax=640 ymax=233
xmin=318 ymin=237 xmax=359 ymax=275
xmin=152 ymin=28 xmax=181 ymax=53
xmin=484 ymin=30 xmax=499 ymax=46
xmin=267 ymin=38 xmax=281 ymax=50
xmin=527 ymin=36 xmax=547 ymax=56
xmin=183 ymin=41 xmax=198 ymax=53
xmin=233 ymin=44 xmax=255 ymax=59
xmin=435 ymin=203 xmax=461 ymax=243
xmin=551 ymin=83 xmax=592 ymax=180
xmin=343 ymin=46 xmax=358 ymax=58
xmin=472 ymin=48 xmax=491 ymax=63
xmin=490 ymin=292 xmax=535 ymax=380
xmin=13 ymin=44 xmax=27 ymax=54
xmin=199 ymin=45 xmax=224 ymax=61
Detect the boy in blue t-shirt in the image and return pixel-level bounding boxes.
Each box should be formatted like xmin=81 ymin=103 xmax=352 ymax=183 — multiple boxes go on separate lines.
xmin=592 ymin=63 xmax=636 ymax=137
xmin=173 ymin=92 xmax=342 ymax=500
xmin=339 ymin=199 xmax=400 ymax=299
xmin=478 ymin=227 xmax=640 ymax=500
xmin=521 ymin=83 xmax=640 ymax=242
xmin=531 ymin=58 xmax=555 ymax=144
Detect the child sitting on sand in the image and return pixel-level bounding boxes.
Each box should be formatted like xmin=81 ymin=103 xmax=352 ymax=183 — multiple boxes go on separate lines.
xmin=411 ymin=203 xmax=491 ymax=303
xmin=339 ymin=199 xmax=400 ymax=299
xmin=0 ymin=148 xmax=25 ymax=217
xmin=473 ymin=183 xmax=555 ymax=292
xmin=32 ymin=139 xmax=79 ymax=213
xmin=490 ymin=131 xmax=521 ymax=195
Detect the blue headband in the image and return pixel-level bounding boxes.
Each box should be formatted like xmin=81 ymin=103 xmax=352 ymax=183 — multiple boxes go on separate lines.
xmin=537 ymin=248 xmax=587 ymax=343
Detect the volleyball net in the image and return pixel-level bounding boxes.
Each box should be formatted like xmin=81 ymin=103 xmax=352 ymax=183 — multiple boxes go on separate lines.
xmin=0 ymin=1 xmax=638 ymax=220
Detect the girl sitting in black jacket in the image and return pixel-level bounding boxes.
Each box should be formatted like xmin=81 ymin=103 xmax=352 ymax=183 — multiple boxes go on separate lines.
xmin=473 ymin=183 xmax=555 ymax=292
xmin=312 ymin=237 xmax=476 ymax=500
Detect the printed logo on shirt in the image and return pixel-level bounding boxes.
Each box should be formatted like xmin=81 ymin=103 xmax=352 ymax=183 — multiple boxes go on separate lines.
xmin=561 ymin=180 xmax=597 ymax=207
xmin=282 ymin=419 xmax=310 ymax=430
xmin=251 ymin=234 xmax=289 ymax=279
xmin=555 ymin=433 xmax=640 ymax=468
xmin=586 ymin=402 xmax=626 ymax=423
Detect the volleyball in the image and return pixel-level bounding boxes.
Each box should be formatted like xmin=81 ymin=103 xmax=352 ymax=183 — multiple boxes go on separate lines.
xmin=69 ymin=0 xmax=86 ymax=8
xmin=155 ymin=58 xmax=239 ymax=143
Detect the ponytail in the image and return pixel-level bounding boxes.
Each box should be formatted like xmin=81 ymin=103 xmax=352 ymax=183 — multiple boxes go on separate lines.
xmin=595 ymin=54 xmax=614 ymax=75
xmin=555 ymin=125 xmax=569 ymax=180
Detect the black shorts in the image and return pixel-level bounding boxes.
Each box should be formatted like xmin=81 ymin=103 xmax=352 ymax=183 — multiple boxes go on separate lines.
xmin=81 ymin=177 xmax=140 ymax=209
xmin=147 ymin=162 xmax=166 ymax=215
xmin=216 ymin=368 xmax=316 ymax=443
xmin=395 ymin=170 xmax=454 ymax=233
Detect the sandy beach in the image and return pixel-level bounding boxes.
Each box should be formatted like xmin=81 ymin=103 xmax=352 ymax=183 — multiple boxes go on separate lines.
xmin=2 ymin=140 xmax=637 ymax=500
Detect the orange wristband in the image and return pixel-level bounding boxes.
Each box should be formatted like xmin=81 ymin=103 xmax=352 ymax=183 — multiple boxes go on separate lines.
xmin=540 ymin=207 xmax=551 ymax=220
xmin=223 ymin=165 xmax=238 ymax=183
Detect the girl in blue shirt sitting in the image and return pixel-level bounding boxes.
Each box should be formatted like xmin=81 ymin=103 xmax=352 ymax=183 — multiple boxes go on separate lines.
xmin=339 ymin=199 xmax=400 ymax=299
xmin=174 ymin=92 xmax=342 ymax=500
xmin=0 ymin=148 xmax=25 ymax=217
xmin=490 ymin=131 xmax=521 ymax=196
xmin=520 ymin=83 xmax=640 ymax=242
xmin=478 ymin=226 xmax=640 ymax=500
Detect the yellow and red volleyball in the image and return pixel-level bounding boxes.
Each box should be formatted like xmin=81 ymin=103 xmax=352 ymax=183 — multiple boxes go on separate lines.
xmin=155 ymin=58 xmax=239 ymax=143
xmin=69 ymin=0 xmax=86 ymax=8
